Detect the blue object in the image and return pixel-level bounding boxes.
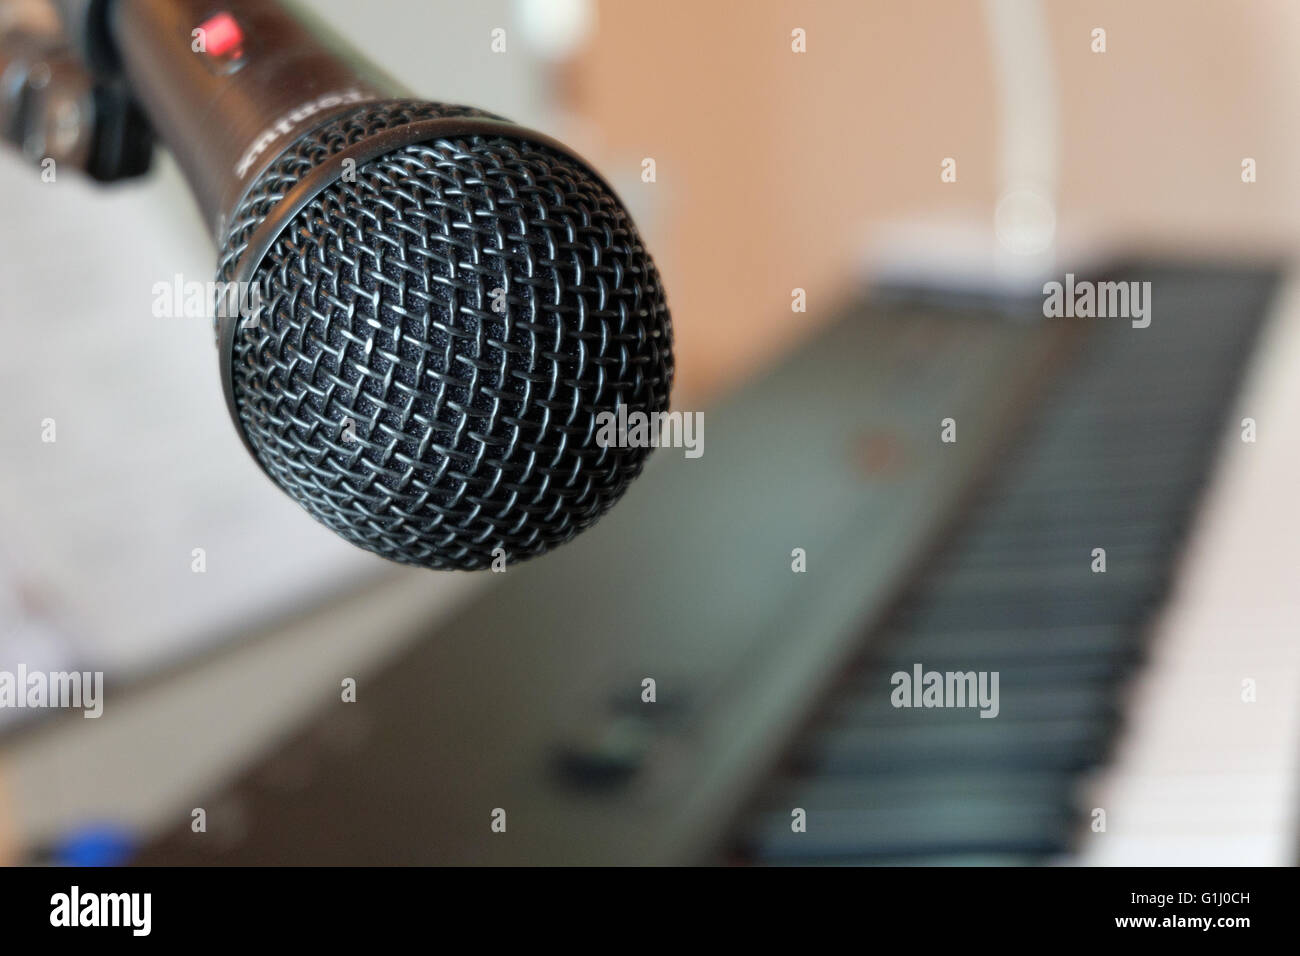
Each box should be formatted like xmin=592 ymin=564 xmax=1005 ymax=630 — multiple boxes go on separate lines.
xmin=52 ymin=824 xmax=137 ymax=867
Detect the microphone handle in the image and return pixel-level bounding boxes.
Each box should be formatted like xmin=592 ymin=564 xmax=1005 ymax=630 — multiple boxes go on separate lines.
xmin=109 ymin=0 xmax=403 ymax=234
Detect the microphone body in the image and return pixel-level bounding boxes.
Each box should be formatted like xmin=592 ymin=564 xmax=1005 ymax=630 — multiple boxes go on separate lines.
xmin=111 ymin=0 xmax=398 ymax=231
xmin=105 ymin=0 xmax=675 ymax=571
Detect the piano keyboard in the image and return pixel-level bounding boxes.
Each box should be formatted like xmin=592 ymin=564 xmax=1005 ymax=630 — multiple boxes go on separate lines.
xmin=59 ymin=259 xmax=1287 ymax=867
xmin=730 ymin=264 xmax=1283 ymax=865
xmin=1078 ymin=273 xmax=1300 ymax=866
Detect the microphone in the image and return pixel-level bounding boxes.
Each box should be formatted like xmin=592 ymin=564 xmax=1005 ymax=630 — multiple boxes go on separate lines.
xmin=107 ymin=0 xmax=674 ymax=570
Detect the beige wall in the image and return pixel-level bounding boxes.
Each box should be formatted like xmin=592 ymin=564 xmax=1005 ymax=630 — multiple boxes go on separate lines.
xmin=571 ymin=0 xmax=1300 ymax=401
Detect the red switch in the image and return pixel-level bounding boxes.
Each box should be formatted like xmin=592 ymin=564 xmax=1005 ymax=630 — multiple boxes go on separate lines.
xmin=198 ymin=12 xmax=244 ymax=60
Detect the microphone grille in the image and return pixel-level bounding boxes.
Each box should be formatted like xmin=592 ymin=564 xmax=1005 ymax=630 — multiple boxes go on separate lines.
xmin=218 ymin=102 xmax=674 ymax=570
xmin=218 ymin=100 xmax=506 ymax=280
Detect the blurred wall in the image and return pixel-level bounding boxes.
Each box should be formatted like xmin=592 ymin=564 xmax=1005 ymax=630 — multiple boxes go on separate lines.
xmin=570 ymin=0 xmax=1300 ymax=401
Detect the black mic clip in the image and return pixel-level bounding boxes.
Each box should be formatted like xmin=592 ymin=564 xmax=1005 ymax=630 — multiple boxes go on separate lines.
xmin=0 ymin=0 xmax=151 ymax=181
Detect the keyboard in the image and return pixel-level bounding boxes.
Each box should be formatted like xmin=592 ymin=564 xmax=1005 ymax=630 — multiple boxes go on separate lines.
xmin=127 ymin=260 xmax=1289 ymax=866
xmin=729 ymin=264 xmax=1277 ymax=865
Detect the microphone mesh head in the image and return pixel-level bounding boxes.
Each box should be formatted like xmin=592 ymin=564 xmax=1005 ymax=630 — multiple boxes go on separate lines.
xmin=218 ymin=102 xmax=673 ymax=570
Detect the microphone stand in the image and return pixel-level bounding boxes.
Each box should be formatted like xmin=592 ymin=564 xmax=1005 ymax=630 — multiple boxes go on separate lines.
xmin=0 ymin=0 xmax=151 ymax=180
